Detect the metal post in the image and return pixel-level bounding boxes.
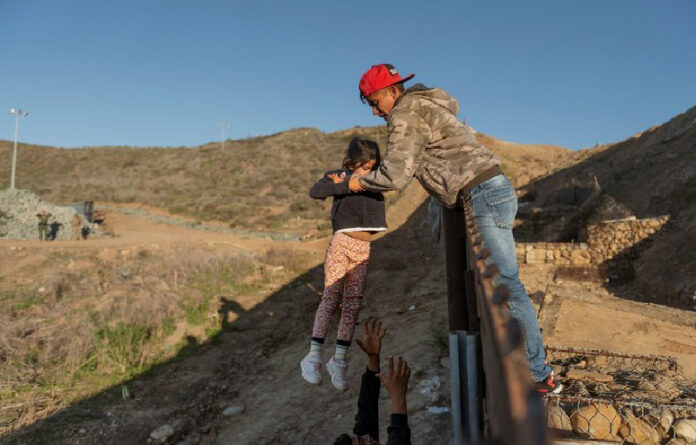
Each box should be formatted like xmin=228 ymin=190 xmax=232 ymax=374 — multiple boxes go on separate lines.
xmin=450 ymin=331 xmax=483 ymax=444
xmin=218 ymin=122 xmax=230 ymax=152
xmin=444 ymin=204 xmax=484 ymax=443
xmin=443 ymin=205 xmax=469 ymax=331
xmin=10 ymin=113 xmax=19 ymax=189
xmin=9 ymin=108 xmax=28 ymax=190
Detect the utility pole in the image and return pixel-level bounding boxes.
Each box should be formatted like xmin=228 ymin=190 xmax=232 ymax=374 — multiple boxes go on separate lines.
xmin=217 ymin=122 xmax=230 ymax=152
xmin=9 ymin=108 xmax=29 ymax=189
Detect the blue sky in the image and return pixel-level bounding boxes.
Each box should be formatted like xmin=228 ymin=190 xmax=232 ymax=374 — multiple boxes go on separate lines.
xmin=1 ymin=1 xmax=694 ymax=149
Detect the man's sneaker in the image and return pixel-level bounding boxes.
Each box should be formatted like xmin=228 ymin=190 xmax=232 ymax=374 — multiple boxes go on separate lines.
xmin=535 ymin=372 xmax=563 ymax=394
xmin=300 ymin=353 xmax=322 ymax=385
xmin=325 ymin=356 xmax=348 ymax=391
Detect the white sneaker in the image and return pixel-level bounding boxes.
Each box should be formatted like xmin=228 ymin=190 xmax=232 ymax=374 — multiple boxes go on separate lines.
xmin=325 ymin=356 xmax=348 ymax=391
xmin=300 ymin=353 xmax=322 ymax=385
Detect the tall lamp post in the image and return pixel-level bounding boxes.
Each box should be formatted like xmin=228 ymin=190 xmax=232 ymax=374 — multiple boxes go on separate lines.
xmin=217 ymin=122 xmax=230 ymax=152
xmin=9 ymin=107 xmax=29 ymax=189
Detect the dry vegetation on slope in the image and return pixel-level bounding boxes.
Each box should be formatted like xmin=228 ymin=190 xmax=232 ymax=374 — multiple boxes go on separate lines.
xmin=0 ymin=126 xmax=567 ymax=236
xmin=520 ymin=106 xmax=696 ymax=308
xmin=2 ymin=110 xmax=695 ymax=443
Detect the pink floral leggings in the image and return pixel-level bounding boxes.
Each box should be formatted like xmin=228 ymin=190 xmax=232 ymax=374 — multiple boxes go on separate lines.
xmin=311 ymin=232 xmax=371 ymax=345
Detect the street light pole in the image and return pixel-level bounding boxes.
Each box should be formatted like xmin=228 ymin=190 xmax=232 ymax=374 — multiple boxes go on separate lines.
xmin=9 ymin=108 xmax=29 ymax=189
xmin=217 ymin=122 xmax=230 ymax=152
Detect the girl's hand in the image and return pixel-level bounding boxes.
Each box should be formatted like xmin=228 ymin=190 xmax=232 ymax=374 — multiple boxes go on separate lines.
xmin=327 ymin=172 xmax=346 ymax=183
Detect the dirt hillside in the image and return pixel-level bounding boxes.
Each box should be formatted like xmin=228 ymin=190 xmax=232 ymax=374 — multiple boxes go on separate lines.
xmin=520 ymin=105 xmax=696 ymax=309
xmin=0 ymin=126 xmax=567 ymax=237
xmin=3 ymin=113 xmax=696 ymax=445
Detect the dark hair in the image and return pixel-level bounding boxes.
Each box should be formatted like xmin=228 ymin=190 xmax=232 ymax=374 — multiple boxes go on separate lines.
xmin=343 ymin=138 xmax=380 ymax=171
xmin=333 ymin=434 xmax=352 ymax=445
xmin=359 ymin=63 xmax=405 ymax=103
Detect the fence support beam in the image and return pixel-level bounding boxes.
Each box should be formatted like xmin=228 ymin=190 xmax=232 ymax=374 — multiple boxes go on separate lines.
xmin=444 ymin=204 xmax=484 ymax=443
xmin=443 ymin=205 xmax=473 ymax=331
xmin=449 ymin=331 xmax=483 ymax=444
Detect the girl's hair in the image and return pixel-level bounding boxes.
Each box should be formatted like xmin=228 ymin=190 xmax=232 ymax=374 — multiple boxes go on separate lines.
xmin=343 ymin=138 xmax=380 ymax=170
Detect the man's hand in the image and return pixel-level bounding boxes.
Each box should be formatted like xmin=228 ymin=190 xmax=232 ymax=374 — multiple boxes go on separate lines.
xmin=377 ymin=356 xmax=411 ymax=415
xmin=327 ymin=171 xmax=346 ymax=183
xmin=356 ymin=319 xmax=387 ymax=356
xmin=349 ymin=175 xmax=367 ymax=192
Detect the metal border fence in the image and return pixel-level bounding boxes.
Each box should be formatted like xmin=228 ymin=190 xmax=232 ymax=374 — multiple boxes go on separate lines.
xmin=444 ymin=199 xmax=550 ymax=445
xmin=443 ymin=199 xmax=696 ymax=445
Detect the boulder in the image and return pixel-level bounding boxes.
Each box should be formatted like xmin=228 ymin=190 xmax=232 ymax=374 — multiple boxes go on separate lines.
xmin=674 ymin=419 xmax=696 ymax=443
xmin=646 ymin=408 xmax=674 ymax=439
xmin=570 ymin=403 xmax=622 ymax=441
xmin=546 ymin=405 xmax=572 ymax=435
xmin=619 ymin=409 xmax=661 ymax=445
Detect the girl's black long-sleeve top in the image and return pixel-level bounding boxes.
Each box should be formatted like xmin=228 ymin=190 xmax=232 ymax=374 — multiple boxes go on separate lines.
xmin=309 ymin=170 xmax=387 ymax=234
xmin=353 ymin=368 xmax=411 ymax=445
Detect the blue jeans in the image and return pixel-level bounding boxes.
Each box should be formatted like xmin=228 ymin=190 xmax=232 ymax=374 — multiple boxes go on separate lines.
xmin=467 ymin=174 xmax=551 ymax=382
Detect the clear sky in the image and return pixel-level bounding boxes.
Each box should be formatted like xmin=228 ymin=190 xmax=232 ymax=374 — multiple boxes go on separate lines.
xmin=1 ymin=0 xmax=695 ymax=149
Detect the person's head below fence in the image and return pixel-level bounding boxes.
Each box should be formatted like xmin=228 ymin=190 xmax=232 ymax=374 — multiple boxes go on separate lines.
xmin=358 ymin=64 xmax=414 ymax=121
xmin=333 ymin=433 xmax=377 ymax=444
xmin=343 ymin=138 xmax=381 ymax=176
xmin=328 ymin=319 xmax=412 ymax=445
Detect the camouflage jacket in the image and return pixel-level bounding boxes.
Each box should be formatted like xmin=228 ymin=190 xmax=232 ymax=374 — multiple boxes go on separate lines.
xmin=359 ymin=84 xmax=501 ymax=208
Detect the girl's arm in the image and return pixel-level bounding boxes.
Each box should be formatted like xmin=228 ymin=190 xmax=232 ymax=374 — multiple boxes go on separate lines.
xmin=309 ymin=170 xmax=351 ymax=200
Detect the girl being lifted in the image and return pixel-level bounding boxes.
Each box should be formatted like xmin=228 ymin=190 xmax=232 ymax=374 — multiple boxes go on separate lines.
xmin=300 ymin=138 xmax=387 ymax=391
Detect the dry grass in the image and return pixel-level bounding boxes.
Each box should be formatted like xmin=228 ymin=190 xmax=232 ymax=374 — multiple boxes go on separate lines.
xmin=0 ymin=244 xmax=315 ymax=435
xmin=0 ymin=126 xmax=570 ymax=234
xmin=0 ymin=128 xmax=389 ymax=233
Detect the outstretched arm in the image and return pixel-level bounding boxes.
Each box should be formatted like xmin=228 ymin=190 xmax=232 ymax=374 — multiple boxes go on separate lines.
xmin=309 ymin=171 xmax=350 ymax=199
xmin=378 ymin=356 xmax=412 ymax=445
xmin=352 ymin=319 xmax=387 ymax=442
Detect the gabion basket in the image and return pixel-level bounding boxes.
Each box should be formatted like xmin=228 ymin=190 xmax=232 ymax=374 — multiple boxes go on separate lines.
xmin=543 ymin=346 xmax=696 ymax=444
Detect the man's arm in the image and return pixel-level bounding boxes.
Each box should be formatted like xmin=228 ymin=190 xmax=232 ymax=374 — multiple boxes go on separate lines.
xmin=309 ymin=171 xmax=350 ymax=199
xmin=351 ymin=109 xmax=431 ymax=193
xmin=378 ymin=356 xmax=412 ymax=445
xmin=352 ymin=320 xmax=387 ymax=441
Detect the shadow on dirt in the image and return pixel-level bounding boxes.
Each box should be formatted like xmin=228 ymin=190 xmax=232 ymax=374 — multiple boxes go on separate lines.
xmin=4 ymin=199 xmax=442 ymax=445
xmin=513 ymin=113 xmax=695 ymax=310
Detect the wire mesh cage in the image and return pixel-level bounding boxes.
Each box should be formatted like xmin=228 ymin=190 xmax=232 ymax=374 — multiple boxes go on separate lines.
xmin=543 ymin=346 xmax=696 ymax=444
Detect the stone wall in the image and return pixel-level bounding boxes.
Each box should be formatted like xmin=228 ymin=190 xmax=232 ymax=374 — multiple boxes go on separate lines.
xmin=586 ymin=216 xmax=670 ymax=262
xmin=516 ymin=242 xmax=592 ymax=266
xmin=517 ymin=216 xmax=669 ymax=266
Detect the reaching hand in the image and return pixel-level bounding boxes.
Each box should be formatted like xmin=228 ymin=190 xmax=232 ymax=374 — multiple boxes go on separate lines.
xmin=327 ymin=172 xmax=346 ymax=183
xmin=356 ymin=319 xmax=387 ymax=358
xmin=377 ymin=356 xmax=411 ymax=414
xmin=349 ymin=175 xmax=366 ymax=192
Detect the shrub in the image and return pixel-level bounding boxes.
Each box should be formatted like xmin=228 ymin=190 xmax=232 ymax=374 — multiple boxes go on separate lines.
xmin=96 ymin=322 xmax=150 ymax=374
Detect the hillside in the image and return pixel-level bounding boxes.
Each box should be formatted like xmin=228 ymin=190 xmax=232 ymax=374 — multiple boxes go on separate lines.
xmin=520 ymin=105 xmax=696 ymax=309
xmin=0 ymin=126 xmax=570 ymax=443
xmin=3 ymin=113 xmax=696 ymax=444
xmin=0 ymin=126 xmax=568 ymax=236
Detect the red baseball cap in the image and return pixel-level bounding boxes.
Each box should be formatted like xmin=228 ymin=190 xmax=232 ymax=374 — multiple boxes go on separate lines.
xmin=359 ymin=64 xmax=415 ymax=99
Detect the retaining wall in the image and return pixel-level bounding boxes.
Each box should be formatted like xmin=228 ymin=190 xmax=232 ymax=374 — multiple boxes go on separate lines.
xmin=516 ymin=216 xmax=670 ymax=266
